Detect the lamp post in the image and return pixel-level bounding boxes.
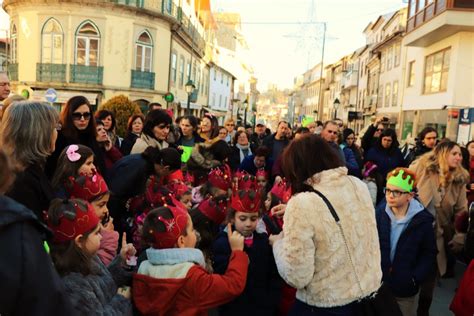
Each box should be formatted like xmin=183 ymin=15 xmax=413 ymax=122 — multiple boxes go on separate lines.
xmin=333 ymin=98 xmax=340 ymax=120
xmin=243 ymin=99 xmax=248 ymax=126
xmin=185 ymin=79 xmax=195 ymax=116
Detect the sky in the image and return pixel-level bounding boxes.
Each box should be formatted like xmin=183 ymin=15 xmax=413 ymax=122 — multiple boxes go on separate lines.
xmin=212 ymin=0 xmax=406 ymax=90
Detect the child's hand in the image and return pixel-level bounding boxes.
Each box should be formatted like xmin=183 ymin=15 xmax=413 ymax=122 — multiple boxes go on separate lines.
xmin=227 ymin=223 xmax=244 ymax=251
xmin=120 ymin=233 xmax=137 ymax=261
xmin=103 ymin=217 xmax=115 ymax=232
xmin=269 ymin=232 xmax=283 ymax=246
xmin=117 ymin=286 xmax=131 ymax=299
xmin=270 ymin=204 xmax=286 ymax=218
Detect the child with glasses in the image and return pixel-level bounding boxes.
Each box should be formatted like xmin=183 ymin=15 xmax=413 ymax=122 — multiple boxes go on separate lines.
xmin=375 ymin=168 xmax=436 ymax=316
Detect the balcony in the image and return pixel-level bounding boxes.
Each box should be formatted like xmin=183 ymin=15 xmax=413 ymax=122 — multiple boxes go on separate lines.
xmin=70 ymin=65 xmax=103 ymax=85
xmin=341 ymin=71 xmax=358 ymax=90
xmin=406 ymin=0 xmax=474 ymax=47
xmin=7 ymin=63 xmax=18 ymax=81
xmin=36 ymin=63 xmax=66 ymax=82
xmin=131 ymin=70 xmax=155 ymax=90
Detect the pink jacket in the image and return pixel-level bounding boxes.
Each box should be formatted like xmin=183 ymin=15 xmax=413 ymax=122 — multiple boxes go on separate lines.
xmin=97 ymin=228 xmax=119 ymax=266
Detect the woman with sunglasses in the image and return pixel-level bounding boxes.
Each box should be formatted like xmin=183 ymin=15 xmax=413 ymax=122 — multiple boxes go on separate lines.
xmin=46 ymin=96 xmax=106 ymax=179
xmin=130 ymin=109 xmax=171 ymax=154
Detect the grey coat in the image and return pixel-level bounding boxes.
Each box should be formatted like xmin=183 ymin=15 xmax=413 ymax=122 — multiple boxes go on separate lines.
xmin=61 ymin=256 xmax=132 ymax=316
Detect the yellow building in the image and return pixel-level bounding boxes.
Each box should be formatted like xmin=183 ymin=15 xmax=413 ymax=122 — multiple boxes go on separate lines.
xmin=3 ymin=0 xmax=210 ymax=113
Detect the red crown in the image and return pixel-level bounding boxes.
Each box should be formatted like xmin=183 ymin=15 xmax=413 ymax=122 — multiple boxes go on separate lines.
xmin=166 ymin=169 xmax=184 ymax=183
xmin=270 ymin=179 xmax=292 ymax=204
xmin=167 ymin=181 xmax=190 ymax=198
xmin=197 ymin=197 xmax=229 ymax=225
xmin=145 ymin=175 xmax=172 ymax=208
xmin=208 ymin=165 xmax=232 ymax=191
xmin=65 ymin=172 xmax=109 ymax=202
xmin=231 ymin=176 xmax=261 ymax=213
xmin=150 ymin=197 xmax=189 ymax=249
xmin=256 ymin=169 xmax=269 ymax=179
xmin=47 ymin=199 xmax=100 ymax=244
xmin=234 ymin=172 xmax=258 ymax=191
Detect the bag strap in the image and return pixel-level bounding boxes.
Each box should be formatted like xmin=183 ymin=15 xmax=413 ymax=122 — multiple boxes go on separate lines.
xmin=306 ymin=186 xmax=366 ymax=299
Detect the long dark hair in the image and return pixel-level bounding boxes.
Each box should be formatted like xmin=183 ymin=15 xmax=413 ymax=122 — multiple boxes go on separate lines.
xmin=141 ymin=146 xmax=181 ymax=171
xmin=48 ymin=198 xmax=98 ymax=276
xmin=202 ymin=114 xmax=219 ymax=139
xmin=376 ymin=128 xmax=400 ymax=153
xmin=60 ymin=96 xmax=97 ymax=141
xmin=282 ymin=134 xmax=344 ymax=193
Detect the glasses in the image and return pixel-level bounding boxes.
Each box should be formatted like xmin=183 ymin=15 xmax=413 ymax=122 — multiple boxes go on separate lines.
xmin=226 ymin=124 xmax=235 ymax=127
xmin=72 ymin=112 xmax=91 ymax=121
xmin=376 ymin=128 xmax=384 ymax=132
xmin=384 ymin=188 xmax=410 ymax=198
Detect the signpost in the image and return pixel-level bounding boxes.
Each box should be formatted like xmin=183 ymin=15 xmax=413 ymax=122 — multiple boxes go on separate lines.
xmin=45 ymin=88 xmax=58 ymax=103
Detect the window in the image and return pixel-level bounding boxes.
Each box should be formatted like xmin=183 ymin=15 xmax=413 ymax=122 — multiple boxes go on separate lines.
xmin=408 ymin=61 xmax=415 ymax=87
xmin=186 ymin=61 xmax=191 ymax=80
xmin=41 ymin=19 xmax=63 ymax=64
xmin=226 ymin=75 xmax=229 ymax=86
xmin=424 ymin=48 xmax=450 ymax=94
xmin=170 ymin=53 xmax=177 ymax=85
xmin=196 ymin=67 xmax=201 ymax=93
xmin=212 ymin=93 xmax=216 ymax=107
xmin=11 ymin=24 xmax=17 ymax=63
xmin=385 ymin=83 xmax=391 ymax=107
xmin=377 ymin=84 xmax=383 ymax=107
xmin=224 ymin=96 xmax=228 ymax=108
xmin=219 ymin=95 xmax=222 ymax=107
xmin=392 ymin=81 xmax=398 ymax=107
xmin=75 ymin=21 xmax=100 ymax=66
xmin=394 ymin=43 xmax=401 ymax=67
xmin=221 ymin=73 xmax=224 ymax=84
xmin=409 ymin=0 xmax=417 ymax=17
xmin=387 ymin=46 xmax=393 ymax=70
xmin=135 ymin=31 xmax=152 ymax=72
xmin=380 ymin=53 xmax=385 ymax=73
xmin=192 ymin=62 xmax=196 ymax=82
xmin=179 ymin=56 xmax=184 ymax=86
xmin=213 ymin=69 xmax=216 ymax=81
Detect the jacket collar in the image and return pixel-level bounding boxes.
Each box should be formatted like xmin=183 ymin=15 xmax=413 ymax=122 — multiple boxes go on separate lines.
xmin=146 ymin=247 xmax=206 ymax=269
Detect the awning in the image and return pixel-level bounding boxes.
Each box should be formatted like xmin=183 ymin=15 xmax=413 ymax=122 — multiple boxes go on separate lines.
xmin=31 ymin=90 xmax=99 ymax=105
xmin=202 ymin=106 xmax=228 ymax=117
xmin=179 ymin=101 xmax=202 ymax=110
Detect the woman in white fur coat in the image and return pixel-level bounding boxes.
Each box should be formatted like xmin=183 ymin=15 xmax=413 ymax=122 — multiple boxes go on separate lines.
xmin=269 ymin=135 xmax=383 ymax=315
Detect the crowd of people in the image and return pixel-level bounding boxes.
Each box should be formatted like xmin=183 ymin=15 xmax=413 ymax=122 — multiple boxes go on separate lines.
xmin=0 ymin=89 xmax=473 ymax=316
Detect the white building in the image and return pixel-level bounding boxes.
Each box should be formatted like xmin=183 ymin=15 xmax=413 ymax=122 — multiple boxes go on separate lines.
xmin=208 ymin=63 xmax=234 ymax=124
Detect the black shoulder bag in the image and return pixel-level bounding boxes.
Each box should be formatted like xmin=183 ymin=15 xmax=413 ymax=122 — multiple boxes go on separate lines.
xmin=306 ymin=187 xmax=402 ymax=316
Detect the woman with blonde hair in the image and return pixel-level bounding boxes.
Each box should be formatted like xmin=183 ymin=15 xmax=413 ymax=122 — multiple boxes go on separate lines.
xmin=1 ymin=101 xmax=61 ymax=219
xmin=409 ymin=140 xmax=469 ymax=315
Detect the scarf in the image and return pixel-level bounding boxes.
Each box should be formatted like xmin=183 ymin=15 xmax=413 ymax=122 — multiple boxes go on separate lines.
xmin=236 ymin=143 xmax=252 ymax=163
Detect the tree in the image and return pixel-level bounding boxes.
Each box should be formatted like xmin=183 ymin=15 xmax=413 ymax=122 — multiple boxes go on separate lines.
xmin=100 ymin=95 xmax=142 ymax=137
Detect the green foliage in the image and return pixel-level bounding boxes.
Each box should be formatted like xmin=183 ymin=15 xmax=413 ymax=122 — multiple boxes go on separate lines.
xmin=100 ymin=95 xmax=142 ymax=138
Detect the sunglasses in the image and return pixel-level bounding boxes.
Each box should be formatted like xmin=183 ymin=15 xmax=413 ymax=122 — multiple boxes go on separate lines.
xmin=72 ymin=112 xmax=91 ymax=121
xmin=376 ymin=128 xmax=384 ymax=132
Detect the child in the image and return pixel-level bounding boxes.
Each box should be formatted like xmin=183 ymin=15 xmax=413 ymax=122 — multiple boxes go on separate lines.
xmin=51 ymin=144 xmax=97 ymax=194
xmin=65 ymin=171 xmax=119 ymax=266
xmin=47 ymin=198 xmax=134 ymax=315
xmin=133 ymin=201 xmax=249 ymax=315
xmin=212 ymin=177 xmax=281 ymax=316
xmin=256 ymin=168 xmax=269 ymax=190
xmin=167 ymin=181 xmax=192 ymax=210
xmin=263 ymin=179 xmax=292 ymax=235
xmin=375 ymin=168 xmax=437 ymax=316
xmin=362 ymin=161 xmax=380 ymax=207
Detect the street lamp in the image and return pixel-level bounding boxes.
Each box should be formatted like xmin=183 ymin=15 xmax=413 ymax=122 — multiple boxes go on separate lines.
xmin=243 ymin=99 xmax=248 ymax=126
xmin=333 ymin=98 xmax=340 ymax=120
xmin=185 ymin=79 xmax=195 ymax=115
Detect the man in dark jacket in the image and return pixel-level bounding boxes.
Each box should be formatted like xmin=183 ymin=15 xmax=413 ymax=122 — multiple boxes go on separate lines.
xmin=249 ymin=119 xmax=267 ymax=148
xmin=263 ymin=121 xmax=290 ymax=162
xmin=0 ymin=195 xmax=73 ymax=315
xmin=375 ymin=168 xmax=436 ymax=316
xmin=238 ymin=146 xmax=273 ymax=176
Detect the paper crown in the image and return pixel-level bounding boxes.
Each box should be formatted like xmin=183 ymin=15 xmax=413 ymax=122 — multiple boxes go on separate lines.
xmin=256 ymin=168 xmax=269 ymax=179
xmin=208 ymin=165 xmax=232 ymax=191
xmin=387 ymin=168 xmax=416 ymax=192
xmin=145 ymin=175 xmax=173 ymax=209
xmin=234 ymin=171 xmax=258 ymax=191
xmin=167 ymin=181 xmax=190 ymax=198
xmin=197 ymin=197 xmax=229 ymax=225
xmin=148 ymin=197 xmax=189 ymax=249
xmin=65 ymin=172 xmax=109 ymax=202
xmin=47 ymin=199 xmax=100 ymax=244
xmin=167 ymin=169 xmax=184 ymax=183
xmin=270 ymin=179 xmax=292 ymax=204
xmin=231 ymin=175 xmax=261 ymax=213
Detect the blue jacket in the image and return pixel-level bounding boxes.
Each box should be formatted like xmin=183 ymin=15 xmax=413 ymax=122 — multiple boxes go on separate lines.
xmin=375 ymin=199 xmax=437 ymax=297
xmin=238 ymin=155 xmax=273 ymax=176
xmin=212 ymin=227 xmax=281 ymax=315
xmin=366 ymin=146 xmax=405 ymax=178
xmin=340 ymin=144 xmax=362 ymax=178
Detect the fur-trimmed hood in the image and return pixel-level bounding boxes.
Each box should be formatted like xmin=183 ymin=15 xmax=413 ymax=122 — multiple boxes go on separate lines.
xmin=412 ymin=153 xmax=469 ymax=185
xmin=187 ymin=143 xmax=222 ymax=171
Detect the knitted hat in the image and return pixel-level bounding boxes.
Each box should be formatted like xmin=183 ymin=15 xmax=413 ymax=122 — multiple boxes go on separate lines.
xmin=270 ymin=179 xmax=292 ymax=204
xmin=231 ymin=176 xmax=261 ymax=213
xmin=65 ymin=172 xmax=109 ymax=202
xmin=148 ymin=198 xmax=189 ymax=249
xmin=197 ymin=197 xmax=229 ymax=225
xmin=47 ymin=199 xmax=100 ymax=244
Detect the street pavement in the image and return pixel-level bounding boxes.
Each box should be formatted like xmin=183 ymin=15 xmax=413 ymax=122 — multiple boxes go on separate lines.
xmin=430 ymin=261 xmax=468 ymax=316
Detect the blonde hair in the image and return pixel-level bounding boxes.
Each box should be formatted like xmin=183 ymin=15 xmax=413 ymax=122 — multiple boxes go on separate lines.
xmin=0 ymin=101 xmax=59 ymax=170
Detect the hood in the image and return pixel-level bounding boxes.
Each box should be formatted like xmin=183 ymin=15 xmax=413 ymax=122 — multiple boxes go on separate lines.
xmin=0 ymin=195 xmax=51 ymax=235
xmin=384 ymin=198 xmax=425 ymax=225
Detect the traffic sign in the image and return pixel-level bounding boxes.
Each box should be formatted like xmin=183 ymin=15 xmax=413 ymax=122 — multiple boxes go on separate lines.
xmin=164 ymin=92 xmax=174 ymax=103
xmin=45 ymin=88 xmax=58 ymax=103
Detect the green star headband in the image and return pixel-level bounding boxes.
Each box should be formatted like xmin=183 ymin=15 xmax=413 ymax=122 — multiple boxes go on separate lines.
xmin=387 ymin=169 xmax=415 ymax=192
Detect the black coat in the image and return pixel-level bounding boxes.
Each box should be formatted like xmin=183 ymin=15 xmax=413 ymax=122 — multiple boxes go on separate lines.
xmin=6 ymin=163 xmax=55 ymax=221
xmin=212 ymin=228 xmax=281 ymax=316
xmin=0 ymin=195 xmax=73 ymax=315
xmin=262 ymin=134 xmax=289 ymax=162
xmin=361 ymin=125 xmax=378 ymax=153
xmin=45 ymin=130 xmax=106 ymax=179
xmin=376 ymin=200 xmax=437 ymax=298
xmin=120 ymin=132 xmax=140 ymax=156
xmin=228 ymin=144 xmax=256 ymax=171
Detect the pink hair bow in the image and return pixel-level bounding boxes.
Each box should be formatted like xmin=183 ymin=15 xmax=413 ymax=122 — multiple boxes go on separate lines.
xmin=66 ymin=145 xmax=81 ymax=162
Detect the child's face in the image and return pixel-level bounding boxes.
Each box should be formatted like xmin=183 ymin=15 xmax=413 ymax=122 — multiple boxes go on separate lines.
xmin=385 ymin=184 xmax=413 ymax=209
xmin=91 ymin=193 xmax=110 ymax=220
xmin=80 ymin=224 xmax=102 ymax=255
xmin=78 ymin=155 xmax=96 ymax=176
xmin=180 ymin=193 xmax=192 ymax=210
xmin=264 ymin=192 xmax=272 ymax=212
xmin=232 ymin=211 xmax=259 ymax=237
xmin=179 ymin=214 xmax=197 ymax=248
xmin=257 ymin=176 xmax=267 ymax=188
